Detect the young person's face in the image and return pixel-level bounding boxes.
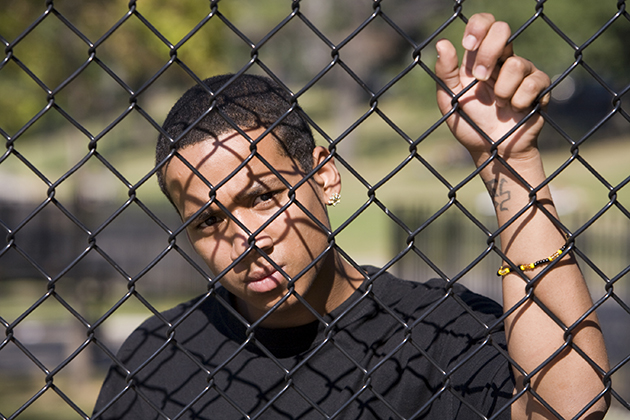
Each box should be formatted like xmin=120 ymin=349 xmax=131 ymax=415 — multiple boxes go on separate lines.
xmin=163 ymin=128 xmax=342 ymax=327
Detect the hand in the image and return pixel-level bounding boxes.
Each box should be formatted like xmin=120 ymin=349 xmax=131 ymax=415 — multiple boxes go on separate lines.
xmin=435 ymin=13 xmax=551 ymax=164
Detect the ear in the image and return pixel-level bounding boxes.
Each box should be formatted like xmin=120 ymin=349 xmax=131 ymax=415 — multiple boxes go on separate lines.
xmin=310 ymin=146 xmax=341 ymax=200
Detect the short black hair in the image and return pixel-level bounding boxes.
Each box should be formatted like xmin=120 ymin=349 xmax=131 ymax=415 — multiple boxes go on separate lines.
xmin=155 ymin=74 xmax=315 ymax=200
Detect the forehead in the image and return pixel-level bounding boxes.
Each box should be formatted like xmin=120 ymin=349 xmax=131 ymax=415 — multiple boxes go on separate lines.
xmin=163 ymin=128 xmax=300 ymax=209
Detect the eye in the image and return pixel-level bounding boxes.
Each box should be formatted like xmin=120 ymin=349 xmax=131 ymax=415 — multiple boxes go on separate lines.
xmin=259 ymin=192 xmax=276 ymax=202
xmin=197 ymin=214 xmax=220 ymax=229
xmin=254 ymin=190 xmax=282 ymax=207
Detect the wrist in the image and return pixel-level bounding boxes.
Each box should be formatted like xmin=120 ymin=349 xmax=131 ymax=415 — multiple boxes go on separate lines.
xmin=471 ymin=146 xmax=541 ymax=169
xmin=473 ymin=148 xmax=546 ymax=187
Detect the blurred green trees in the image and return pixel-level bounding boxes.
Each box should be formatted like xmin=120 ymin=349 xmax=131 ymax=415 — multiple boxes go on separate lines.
xmin=1 ymin=0 xmax=628 ymax=143
xmin=0 ymin=0 xmax=230 ymax=137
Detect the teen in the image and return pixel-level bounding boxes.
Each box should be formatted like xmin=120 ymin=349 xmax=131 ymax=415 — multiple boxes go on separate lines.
xmin=94 ymin=14 xmax=609 ymax=420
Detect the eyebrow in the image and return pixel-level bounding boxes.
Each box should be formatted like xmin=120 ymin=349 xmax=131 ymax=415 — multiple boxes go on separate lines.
xmin=184 ymin=202 xmax=219 ymax=225
xmin=183 ymin=174 xmax=287 ymax=221
xmin=233 ymin=174 xmax=286 ymax=203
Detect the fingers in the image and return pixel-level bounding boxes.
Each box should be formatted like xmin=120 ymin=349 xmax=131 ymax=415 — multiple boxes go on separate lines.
xmin=463 ymin=13 xmax=513 ymax=82
xmin=436 ymin=13 xmax=551 ymax=114
xmin=435 ymin=39 xmax=460 ymax=91
xmin=462 ymin=13 xmax=495 ymax=51
xmin=435 ymin=39 xmax=460 ymax=114
xmin=495 ymin=57 xmax=551 ymax=110
xmin=463 ymin=13 xmax=550 ymax=109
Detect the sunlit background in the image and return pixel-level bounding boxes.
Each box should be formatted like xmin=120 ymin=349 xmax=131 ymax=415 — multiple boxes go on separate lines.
xmin=1 ymin=1 xmax=629 ymax=418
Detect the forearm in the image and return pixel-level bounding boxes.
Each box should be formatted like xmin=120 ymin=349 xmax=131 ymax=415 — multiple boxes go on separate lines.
xmin=434 ymin=13 xmax=610 ymax=418
xmin=477 ymin=152 xmax=610 ymax=419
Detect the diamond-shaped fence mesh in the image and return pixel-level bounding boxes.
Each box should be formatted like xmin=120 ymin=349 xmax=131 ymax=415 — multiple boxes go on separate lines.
xmin=1 ymin=0 xmax=629 ymax=419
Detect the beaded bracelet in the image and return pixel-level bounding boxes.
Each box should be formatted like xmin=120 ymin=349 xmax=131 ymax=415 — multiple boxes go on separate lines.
xmin=497 ymin=244 xmax=567 ymax=276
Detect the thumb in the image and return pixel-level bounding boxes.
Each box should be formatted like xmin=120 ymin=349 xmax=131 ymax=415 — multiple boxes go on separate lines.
xmin=435 ymin=39 xmax=461 ymax=115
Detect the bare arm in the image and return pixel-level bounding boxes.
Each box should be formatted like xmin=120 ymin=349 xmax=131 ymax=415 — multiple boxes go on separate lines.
xmin=435 ymin=13 xmax=609 ymax=420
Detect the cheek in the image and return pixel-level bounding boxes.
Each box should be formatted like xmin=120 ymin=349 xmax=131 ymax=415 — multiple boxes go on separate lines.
xmin=189 ymin=235 xmax=230 ymax=270
xmin=275 ymin=204 xmax=329 ymax=249
xmin=290 ymin=187 xmax=330 ymax=229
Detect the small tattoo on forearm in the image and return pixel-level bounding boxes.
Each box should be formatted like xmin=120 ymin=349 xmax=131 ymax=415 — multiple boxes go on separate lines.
xmin=486 ymin=178 xmax=511 ymax=211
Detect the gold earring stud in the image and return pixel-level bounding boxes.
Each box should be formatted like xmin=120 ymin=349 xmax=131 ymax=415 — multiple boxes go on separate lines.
xmin=328 ymin=193 xmax=341 ymax=207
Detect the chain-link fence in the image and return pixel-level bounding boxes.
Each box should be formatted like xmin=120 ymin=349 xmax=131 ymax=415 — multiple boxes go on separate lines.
xmin=1 ymin=0 xmax=629 ymax=419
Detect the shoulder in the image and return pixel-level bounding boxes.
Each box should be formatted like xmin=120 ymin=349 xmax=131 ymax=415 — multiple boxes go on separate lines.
xmin=424 ymin=277 xmax=504 ymax=319
xmin=93 ymin=288 xmax=237 ymax=417
xmin=362 ymin=266 xmax=504 ymax=341
xmin=113 ymin=288 xmax=230 ymax=363
xmin=364 ymin=266 xmax=502 ymax=317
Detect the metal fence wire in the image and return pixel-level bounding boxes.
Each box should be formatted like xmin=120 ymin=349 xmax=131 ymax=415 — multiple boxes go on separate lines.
xmin=1 ymin=0 xmax=629 ymax=419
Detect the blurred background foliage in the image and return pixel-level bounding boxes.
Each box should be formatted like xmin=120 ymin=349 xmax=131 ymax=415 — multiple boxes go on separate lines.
xmin=1 ymin=0 xmax=628 ymax=140
xmin=1 ymin=0 xmax=628 ymax=209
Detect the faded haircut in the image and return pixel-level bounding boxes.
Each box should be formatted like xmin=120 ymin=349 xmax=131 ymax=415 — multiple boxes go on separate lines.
xmin=155 ymin=74 xmax=315 ymax=201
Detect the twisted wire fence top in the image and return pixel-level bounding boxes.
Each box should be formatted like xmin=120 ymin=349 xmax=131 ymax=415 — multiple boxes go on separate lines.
xmin=0 ymin=0 xmax=629 ymax=419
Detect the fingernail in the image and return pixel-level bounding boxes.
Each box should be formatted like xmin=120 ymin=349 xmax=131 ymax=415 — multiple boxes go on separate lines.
xmin=463 ymin=35 xmax=477 ymax=50
xmin=474 ymin=65 xmax=488 ymax=81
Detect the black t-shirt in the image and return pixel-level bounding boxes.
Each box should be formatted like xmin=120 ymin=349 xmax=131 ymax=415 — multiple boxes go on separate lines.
xmin=93 ymin=267 xmax=513 ymax=419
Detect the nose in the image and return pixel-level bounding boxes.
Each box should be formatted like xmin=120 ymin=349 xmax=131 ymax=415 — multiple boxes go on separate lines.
xmin=230 ymin=222 xmax=274 ymax=262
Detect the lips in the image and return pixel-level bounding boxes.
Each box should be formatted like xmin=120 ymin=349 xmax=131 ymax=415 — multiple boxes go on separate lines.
xmin=244 ymin=266 xmax=285 ymax=294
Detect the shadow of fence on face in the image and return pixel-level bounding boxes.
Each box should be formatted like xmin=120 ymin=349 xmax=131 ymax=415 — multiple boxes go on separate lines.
xmin=0 ymin=199 xmax=628 ymax=411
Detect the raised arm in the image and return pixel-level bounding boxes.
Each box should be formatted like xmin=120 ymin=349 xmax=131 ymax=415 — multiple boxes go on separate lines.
xmin=434 ymin=13 xmax=609 ymax=420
